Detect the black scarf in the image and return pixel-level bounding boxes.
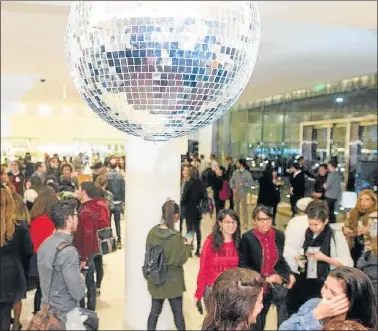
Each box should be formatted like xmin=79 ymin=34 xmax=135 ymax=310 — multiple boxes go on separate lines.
xmin=303 ymin=224 xmax=334 ymax=279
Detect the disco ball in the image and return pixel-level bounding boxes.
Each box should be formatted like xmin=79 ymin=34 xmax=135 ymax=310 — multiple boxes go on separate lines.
xmin=65 ymin=1 xmax=260 ymax=141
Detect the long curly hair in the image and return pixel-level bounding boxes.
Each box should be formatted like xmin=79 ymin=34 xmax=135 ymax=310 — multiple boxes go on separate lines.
xmin=12 ymin=192 xmax=30 ymax=225
xmin=353 ymin=189 xmax=377 ymax=214
xmin=1 ymin=186 xmax=16 ymax=247
xmin=349 ymin=189 xmax=377 ymax=230
xmin=202 ymin=268 xmax=264 ymax=331
xmin=212 ymin=209 xmax=241 ymax=253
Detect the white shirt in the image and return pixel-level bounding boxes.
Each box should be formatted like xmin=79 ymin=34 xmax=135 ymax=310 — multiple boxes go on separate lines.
xmin=283 ymin=215 xmax=353 ymax=274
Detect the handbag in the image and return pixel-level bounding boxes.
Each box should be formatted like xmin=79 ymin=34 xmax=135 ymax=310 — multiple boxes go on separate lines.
xmin=25 ymin=242 xmax=71 ymax=331
xmin=219 ymin=180 xmax=231 ymax=201
xmin=97 ymin=227 xmax=117 ymax=255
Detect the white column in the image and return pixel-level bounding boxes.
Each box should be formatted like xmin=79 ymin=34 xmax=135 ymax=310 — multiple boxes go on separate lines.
xmin=124 ymin=135 xmax=185 ymax=330
xmin=198 ymin=124 xmax=213 ymax=159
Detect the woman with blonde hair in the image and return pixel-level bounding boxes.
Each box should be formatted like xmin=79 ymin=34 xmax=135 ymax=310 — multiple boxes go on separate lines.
xmin=343 ymin=189 xmax=377 ymax=265
xmin=10 ymin=192 xmax=32 ymax=330
xmin=0 ymin=186 xmax=32 ymax=331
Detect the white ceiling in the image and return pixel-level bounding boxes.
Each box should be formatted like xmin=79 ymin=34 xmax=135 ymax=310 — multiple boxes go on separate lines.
xmin=1 ymin=1 xmax=377 ymax=109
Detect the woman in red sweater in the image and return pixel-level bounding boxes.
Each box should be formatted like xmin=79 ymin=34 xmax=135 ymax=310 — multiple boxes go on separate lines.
xmin=194 ymin=209 xmax=241 ymax=310
xmin=29 ymin=187 xmax=56 ymax=314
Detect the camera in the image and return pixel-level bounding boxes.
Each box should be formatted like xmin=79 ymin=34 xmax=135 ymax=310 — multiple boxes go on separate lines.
xmin=40 ymin=78 xmax=46 ymax=83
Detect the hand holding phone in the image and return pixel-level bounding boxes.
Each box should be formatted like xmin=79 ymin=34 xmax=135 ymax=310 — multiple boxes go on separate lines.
xmin=196 ymin=300 xmax=203 ymax=315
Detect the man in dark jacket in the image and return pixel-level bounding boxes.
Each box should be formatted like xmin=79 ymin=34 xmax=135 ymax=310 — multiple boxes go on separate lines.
xmin=75 ymin=182 xmax=109 ymax=311
xmin=225 ymin=156 xmax=236 ymax=209
xmin=107 ymin=157 xmax=125 ymax=248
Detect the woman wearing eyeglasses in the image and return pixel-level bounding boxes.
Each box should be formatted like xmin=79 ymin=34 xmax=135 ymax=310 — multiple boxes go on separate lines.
xmin=194 ymin=209 xmax=241 ymax=311
xmin=239 ymin=205 xmax=295 ymax=330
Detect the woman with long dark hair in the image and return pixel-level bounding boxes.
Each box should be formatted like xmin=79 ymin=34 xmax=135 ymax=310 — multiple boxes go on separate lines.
xmin=181 ymin=167 xmax=206 ymax=256
xmin=180 ymin=165 xmax=191 ymax=233
xmin=195 ymin=209 xmax=241 ymax=310
xmin=202 ymin=268 xmax=264 ymax=331
xmin=280 ymin=267 xmax=377 ymax=331
xmin=29 ymin=187 xmax=56 ymax=314
xmin=257 ymin=166 xmax=282 ymax=225
xmin=146 ymin=200 xmax=193 ymax=330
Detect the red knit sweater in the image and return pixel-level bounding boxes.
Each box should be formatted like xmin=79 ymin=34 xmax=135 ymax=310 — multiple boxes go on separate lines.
xmin=195 ymin=235 xmax=239 ymax=300
xmin=30 ymin=214 xmax=55 ymax=253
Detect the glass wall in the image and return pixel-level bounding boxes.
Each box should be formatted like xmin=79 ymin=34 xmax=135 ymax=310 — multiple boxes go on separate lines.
xmin=214 ymin=73 xmax=378 ymax=199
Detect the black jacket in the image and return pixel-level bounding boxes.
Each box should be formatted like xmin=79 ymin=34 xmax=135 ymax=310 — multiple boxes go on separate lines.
xmin=258 ymin=173 xmax=280 ymax=207
xmin=181 ymin=178 xmax=206 ymax=223
xmin=239 ymin=229 xmax=291 ymax=282
xmin=212 ymin=175 xmax=224 ymax=200
xmin=313 ymin=174 xmax=328 ymax=199
xmin=107 ymin=169 xmax=125 ymax=202
xmin=225 ymin=163 xmax=236 ymax=181
xmin=290 ymin=172 xmax=305 ymax=198
xmin=201 ymin=168 xmax=216 ymax=189
xmin=0 ymin=222 xmax=33 ymax=303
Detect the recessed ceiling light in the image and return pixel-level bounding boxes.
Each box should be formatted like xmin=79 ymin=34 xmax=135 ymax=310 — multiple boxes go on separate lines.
xmin=37 ymin=104 xmax=52 ymax=116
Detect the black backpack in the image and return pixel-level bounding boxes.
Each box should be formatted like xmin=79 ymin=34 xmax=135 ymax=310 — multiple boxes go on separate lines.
xmin=142 ymin=244 xmax=168 ymax=286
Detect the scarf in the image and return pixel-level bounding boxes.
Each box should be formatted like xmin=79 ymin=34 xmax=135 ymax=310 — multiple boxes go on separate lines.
xmin=303 ymin=224 xmax=334 ymax=279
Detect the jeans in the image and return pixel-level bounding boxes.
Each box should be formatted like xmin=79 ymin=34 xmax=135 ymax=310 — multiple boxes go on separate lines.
xmin=187 ymin=217 xmax=202 ymax=254
xmin=235 ymin=194 xmax=248 ymax=228
xmin=0 ymin=302 xmax=12 ymax=331
xmin=326 ymin=197 xmax=337 ymax=223
xmin=80 ymin=258 xmax=96 ymax=311
xmin=94 ymin=255 xmax=103 ymax=289
xmin=111 ymin=203 xmax=122 ymax=240
xmin=272 ymin=204 xmax=278 ymax=226
xmin=147 ymin=297 xmax=185 ymax=330
xmin=214 ymin=198 xmax=225 ymax=218
xmin=290 ymin=195 xmax=302 ymax=217
xmin=229 ymin=189 xmax=234 ymax=210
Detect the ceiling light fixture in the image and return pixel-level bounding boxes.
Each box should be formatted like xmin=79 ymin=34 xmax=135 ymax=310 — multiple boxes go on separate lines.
xmin=335 ymin=97 xmax=344 ymax=103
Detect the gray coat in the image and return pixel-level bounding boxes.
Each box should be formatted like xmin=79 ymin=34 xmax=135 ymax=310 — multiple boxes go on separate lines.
xmin=357 ymin=251 xmax=377 ymax=301
xmin=325 ymin=170 xmax=341 ymax=200
xmin=230 ymin=169 xmax=254 ymax=196
xmin=38 ymin=232 xmax=85 ymax=322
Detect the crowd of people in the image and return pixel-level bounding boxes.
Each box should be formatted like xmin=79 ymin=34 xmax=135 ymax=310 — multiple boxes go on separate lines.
xmin=0 ymin=153 xmax=125 ymax=330
xmin=0 ymin=151 xmax=377 ymax=331
xmin=143 ymin=153 xmax=377 ymax=330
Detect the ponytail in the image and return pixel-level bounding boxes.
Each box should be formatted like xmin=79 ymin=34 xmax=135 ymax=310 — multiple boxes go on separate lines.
xmin=162 ymin=199 xmax=180 ymax=228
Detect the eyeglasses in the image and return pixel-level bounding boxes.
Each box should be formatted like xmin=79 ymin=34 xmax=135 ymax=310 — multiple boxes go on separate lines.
xmin=222 ymin=220 xmax=237 ymax=225
xmin=256 ymin=218 xmax=272 ymax=223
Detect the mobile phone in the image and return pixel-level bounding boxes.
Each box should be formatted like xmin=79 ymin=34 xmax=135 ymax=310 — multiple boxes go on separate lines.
xmin=196 ymin=300 xmax=203 ymax=315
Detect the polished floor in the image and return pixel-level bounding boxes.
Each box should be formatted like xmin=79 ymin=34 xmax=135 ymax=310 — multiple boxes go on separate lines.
xmin=20 ymin=202 xmax=290 ymax=330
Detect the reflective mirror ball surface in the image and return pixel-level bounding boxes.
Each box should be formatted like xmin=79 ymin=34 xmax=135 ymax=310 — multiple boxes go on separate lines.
xmin=65 ymin=1 xmax=260 ymax=141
